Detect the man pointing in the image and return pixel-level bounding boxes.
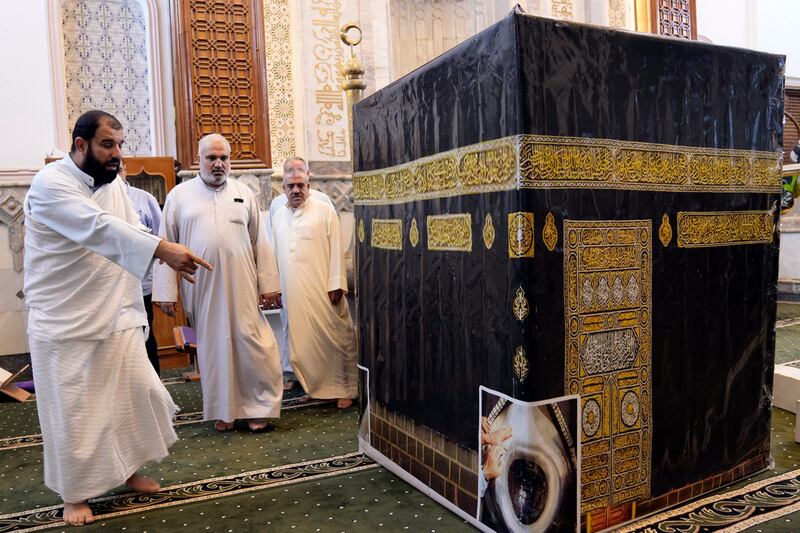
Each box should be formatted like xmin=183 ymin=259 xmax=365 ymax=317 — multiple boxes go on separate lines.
xmin=24 ymin=110 xmax=211 ymax=526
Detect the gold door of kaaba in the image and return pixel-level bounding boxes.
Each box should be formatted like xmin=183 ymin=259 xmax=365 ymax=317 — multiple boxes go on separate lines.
xmin=564 ymin=220 xmax=653 ymax=512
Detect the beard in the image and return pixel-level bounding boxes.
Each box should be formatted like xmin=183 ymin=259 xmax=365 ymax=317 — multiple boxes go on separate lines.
xmin=200 ymin=169 xmax=227 ymax=188
xmin=80 ymin=145 xmax=119 ymax=186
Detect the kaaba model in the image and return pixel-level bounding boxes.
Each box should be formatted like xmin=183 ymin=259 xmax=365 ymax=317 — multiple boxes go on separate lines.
xmin=353 ymin=9 xmax=784 ymax=532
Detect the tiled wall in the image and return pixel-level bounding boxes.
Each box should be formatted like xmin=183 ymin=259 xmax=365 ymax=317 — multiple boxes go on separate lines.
xmin=369 ymin=399 xmax=769 ymax=532
xmin=369 ymin=400 xmax=479 ymax=515
xmin=61 ymin=0 xmax=152 ymax=155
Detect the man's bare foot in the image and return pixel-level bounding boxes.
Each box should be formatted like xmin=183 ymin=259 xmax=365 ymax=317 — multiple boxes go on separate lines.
xmin=283 ymin=380 xmax=298 ymax=390
xmin=337 ymin=398 xmax=353 ymax=409
xmin=297 ymin=394 xmax=311 ymax=403
xmin=126 ymin=472 xmax=160 ymax=493
xmin=63 ymin=501 xmax=94 ymax=526
xmin=247 ymin=418 xmax=271 ymax=432
xmin=214 ymin=420 xmax=235 ymax=431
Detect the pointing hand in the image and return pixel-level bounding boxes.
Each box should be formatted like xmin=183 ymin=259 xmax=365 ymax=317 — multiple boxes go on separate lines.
xmin=155 ymin=240 xmax=213 ymax=284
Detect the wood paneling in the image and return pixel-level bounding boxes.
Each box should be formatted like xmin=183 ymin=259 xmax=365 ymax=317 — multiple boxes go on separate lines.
xmin=650 ymin=0 xmax=697 ymax=39
xmin=124 ymin=156 xmax=175 ymax=205
xmin=152 ymin=294 xmax=190 ymax=368
xmin=171 ymin=0 xmax=271 ymax=170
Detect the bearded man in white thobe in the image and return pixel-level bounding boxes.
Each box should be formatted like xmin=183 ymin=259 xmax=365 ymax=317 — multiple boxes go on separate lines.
xmin=266 ymin=157 xmax=334 ymax=391
xmin=153 ymin=134 xmax=283 ymax=432
xmin=271 ymin=158 xmax=357 ymax=409
xmin=24 ymin=110 xmax=211 ymax=526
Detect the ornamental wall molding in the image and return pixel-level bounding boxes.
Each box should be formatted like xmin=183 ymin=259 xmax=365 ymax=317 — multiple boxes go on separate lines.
xmin=0 ymin=186 xmax=29 ymax=273
xmin=0 ymin=170 xmax=37 ymax=186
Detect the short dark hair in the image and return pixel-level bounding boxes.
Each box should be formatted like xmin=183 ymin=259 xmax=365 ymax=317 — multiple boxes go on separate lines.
xmin=70 ymin=110 xmax=123 ymax=152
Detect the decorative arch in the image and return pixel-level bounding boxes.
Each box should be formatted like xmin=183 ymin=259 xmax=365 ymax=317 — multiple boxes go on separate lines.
xmin=45 ymin=0 xmax=170 ymax=155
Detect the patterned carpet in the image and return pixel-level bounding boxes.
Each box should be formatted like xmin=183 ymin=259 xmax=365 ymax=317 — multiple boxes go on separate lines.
xmin=617 ymin=469 xmax=800 ymax=532
xmin=1 ymin=326 xmax=800 ymax=532
xmin=0 ymin=396 xmax=355 ymax=513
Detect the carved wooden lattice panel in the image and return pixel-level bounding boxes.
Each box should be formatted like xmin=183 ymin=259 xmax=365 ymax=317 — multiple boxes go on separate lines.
xmin=173 ymin=0 xmax=271 ymax=169
xmin=652 ymin=0 xmax=696 ymax=39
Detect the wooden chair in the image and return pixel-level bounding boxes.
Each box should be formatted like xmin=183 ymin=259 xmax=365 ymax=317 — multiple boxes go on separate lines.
xmin=122 ymin=156 xmax=175 ymax=205
xmin=173 ymin=326 xmax=200 ymax=382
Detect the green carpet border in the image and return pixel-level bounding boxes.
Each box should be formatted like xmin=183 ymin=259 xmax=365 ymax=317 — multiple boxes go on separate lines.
xmin=0 ymin=452 xmax=376 ymax=532
xmin=615 ymin=468 xmax=800 ymax=532
xmin=0 ymin=399 xmax=333 ymax=451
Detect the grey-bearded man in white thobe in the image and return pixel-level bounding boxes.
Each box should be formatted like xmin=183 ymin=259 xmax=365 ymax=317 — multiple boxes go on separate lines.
xmin=24 ymin=110 xmax=211 ymax=526
xmin=266 ymin=157 xmax=335 ymax=391
xmin=270 ymin=157 xmax=357 ymax=409
xmin=153 ymin=133 xmax=283 ymax=432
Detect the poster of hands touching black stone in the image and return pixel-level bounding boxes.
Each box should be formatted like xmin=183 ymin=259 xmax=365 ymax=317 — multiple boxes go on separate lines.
xmin=478 ymin=387 xmax=579 ymax=533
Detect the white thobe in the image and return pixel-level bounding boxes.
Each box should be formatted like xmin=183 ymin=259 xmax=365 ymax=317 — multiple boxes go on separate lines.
xmin=267 ymin=190 xmax=334 ymax=378
xmin=271 ymin=196 xmax=357 ymax=399
xmin=24 ymin=156 xmax=177 ymax=503
xmin=153 ymin=177 xmax=283 ymax=421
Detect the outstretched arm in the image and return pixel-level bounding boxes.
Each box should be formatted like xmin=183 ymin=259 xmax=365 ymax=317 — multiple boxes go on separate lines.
xmin=26 ymin=173 xmax=159 ymax=280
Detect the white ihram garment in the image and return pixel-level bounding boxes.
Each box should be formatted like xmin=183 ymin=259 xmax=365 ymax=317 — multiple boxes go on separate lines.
xmin=24 ymin=156 xmax=176 ymax=503
xmin=153 ymin=177 xmax=283 ymax=421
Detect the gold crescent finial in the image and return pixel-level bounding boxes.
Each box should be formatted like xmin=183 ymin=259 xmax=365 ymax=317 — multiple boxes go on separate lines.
xmin=340 ymin=23 xmax=362 ymax=46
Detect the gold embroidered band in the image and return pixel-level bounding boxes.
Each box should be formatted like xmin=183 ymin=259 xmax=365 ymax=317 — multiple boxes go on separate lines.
xmin=676 ymin=211 xmax=774 ymax=248
xmin=354 ymin=135 xmax=781 ymax=205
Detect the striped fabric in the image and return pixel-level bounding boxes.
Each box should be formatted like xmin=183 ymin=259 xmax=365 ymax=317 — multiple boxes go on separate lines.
xmin=30 ymin=327 xmax=177 ymax=502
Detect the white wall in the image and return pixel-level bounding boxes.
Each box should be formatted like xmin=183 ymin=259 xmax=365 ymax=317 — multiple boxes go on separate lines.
xmin=697 ymin=0 xmax=800 ymax=86
xmin=0 ymin=0 xmax=58 ymax=172
xmin=0 ymin=1 xmax=55 ymax=356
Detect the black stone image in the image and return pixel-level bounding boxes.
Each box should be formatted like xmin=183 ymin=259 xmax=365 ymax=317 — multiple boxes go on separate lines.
xmin=478 ymin=387 xmax=578 ymax=533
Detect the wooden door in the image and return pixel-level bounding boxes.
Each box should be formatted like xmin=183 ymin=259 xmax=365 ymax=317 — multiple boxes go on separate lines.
xmin=125 ymin=157 xmax=190 ymax=369
xmin=171 ymin=0 xmax=272 ymax=170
